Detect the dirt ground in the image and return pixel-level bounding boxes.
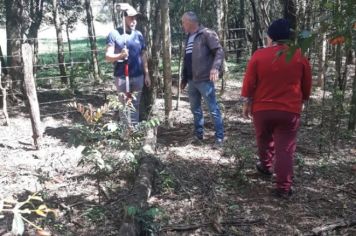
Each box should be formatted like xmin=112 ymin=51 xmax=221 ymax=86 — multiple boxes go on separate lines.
xmin=0 ymin=79 xmax=355 ymax=236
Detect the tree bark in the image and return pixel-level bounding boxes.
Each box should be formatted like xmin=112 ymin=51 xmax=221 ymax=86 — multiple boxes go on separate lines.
xmin=85 ymin=0 xmax=101 ymax=84
xmin=249 ymin=0 xmax=259 ymax=54
xmin=317 ymin=33 xmax=327 ymax=87
xmin=22 ymin=43 xmax=42 ymax=149
xmin=0 ymin=64 xmax=10 ymax=126
xmin=135 ymin=0 xmax=159 ymax=121
xmin=348 ymin=58 xmax=356 ymax=130
xmin=0 ymin=45 xmax=7 ymax=75
xmin=27 ymin=0 xmax=45 ymax=76
xmin=282 ymin=0 xmax=297 ymax=39
xmin=5 ymin=0 xmax=24 ymax=101
xmin=53 ymin=0 xmax=68 ymax=84
xmin=160 ymin=0 xmax=172 ymax=126
xmin=236 ymin=0 xmax=246 ymax=63
xmin=112 ymin=0 xmax=118 ymax=29
xmin=118 ymin=154 xmax=159 ymax=235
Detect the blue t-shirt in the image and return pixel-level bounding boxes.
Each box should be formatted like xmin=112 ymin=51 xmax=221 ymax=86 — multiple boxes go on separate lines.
xmin=106 ymin=28 xmax=146 ymax=77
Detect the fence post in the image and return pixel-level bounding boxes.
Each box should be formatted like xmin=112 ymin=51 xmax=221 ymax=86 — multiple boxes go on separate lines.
xmin=22 ymin=43 xmax=42 ymax=149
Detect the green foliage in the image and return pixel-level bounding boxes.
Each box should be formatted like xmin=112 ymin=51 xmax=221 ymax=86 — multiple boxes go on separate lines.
xmin=126 ymin=205 xmax=162 ymax=235
xmin=84 ymin=206 xmax=106 ymax=223
xmin=158 ymin=170 xmax=175 ymax=192
xmin=68 ymin=95 xmax=160 ymax=198
xmin=224 ymin=143 xmax=254 ymax=183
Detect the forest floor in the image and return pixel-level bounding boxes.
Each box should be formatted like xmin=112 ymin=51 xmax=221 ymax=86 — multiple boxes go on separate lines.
xmin=0 ymin=79 xmax=356 ymax=236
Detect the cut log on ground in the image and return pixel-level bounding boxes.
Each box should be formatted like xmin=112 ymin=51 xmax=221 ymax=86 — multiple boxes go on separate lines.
xmin=118 ymin=154 xmax=160 ymax=235
xmin=311 ymin=218 xmax=356 ymax=235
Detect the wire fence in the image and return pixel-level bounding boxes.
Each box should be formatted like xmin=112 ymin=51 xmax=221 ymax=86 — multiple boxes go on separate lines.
xmin=0 ymin=30 xmax=249 ymax=119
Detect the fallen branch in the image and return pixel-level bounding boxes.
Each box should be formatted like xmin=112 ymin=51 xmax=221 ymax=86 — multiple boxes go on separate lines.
xmin=311 ymin=218 xmax=356 ymax=235
xmin=160 ymin=218 xmax=264 ymax=232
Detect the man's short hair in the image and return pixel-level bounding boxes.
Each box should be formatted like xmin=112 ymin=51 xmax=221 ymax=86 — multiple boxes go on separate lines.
xmin=183 ymin=11 xmax=199 ymax=23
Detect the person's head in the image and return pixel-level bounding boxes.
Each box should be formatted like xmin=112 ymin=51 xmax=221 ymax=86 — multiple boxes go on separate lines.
xmin=267 ymin=18 xmax=290 ymax=43
xmin=181 ymin=11 xmax=199 ymax=34
xmin=123 ymin=6 xmax=139 ymax=31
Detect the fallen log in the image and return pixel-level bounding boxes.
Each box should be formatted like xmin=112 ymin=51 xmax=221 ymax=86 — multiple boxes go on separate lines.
xmin=311 ymin=218 xmax=356 ymax=235
xmin=118 ymin=152 xmax=160 ymax=235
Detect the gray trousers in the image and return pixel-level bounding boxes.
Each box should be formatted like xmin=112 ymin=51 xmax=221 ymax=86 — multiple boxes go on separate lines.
xmin=115 ymin=75 xmax=144 ymax=125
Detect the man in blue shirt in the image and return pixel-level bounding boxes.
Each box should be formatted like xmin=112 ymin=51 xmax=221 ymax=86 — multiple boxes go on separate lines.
xmin=105 ymin=5 xmax=150 ymax=124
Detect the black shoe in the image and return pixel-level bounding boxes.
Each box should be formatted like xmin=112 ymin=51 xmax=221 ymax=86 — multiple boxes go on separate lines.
xmin=191 ymin=135 xmax=203 ymax=145
xmin=256 ymin=162 xmax=273 ymax=176
xmin=212 ymin=138 xmax=223 ymax=149
xmin=271 ymin=188 xmax=293 ymax=199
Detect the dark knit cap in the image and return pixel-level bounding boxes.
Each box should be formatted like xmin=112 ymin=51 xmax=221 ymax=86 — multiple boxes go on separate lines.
xmin=267 ymin=19 xmax=290 ymax=41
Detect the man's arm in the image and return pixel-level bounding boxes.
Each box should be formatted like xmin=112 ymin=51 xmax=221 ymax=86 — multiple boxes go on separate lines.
xmin=205 ymin=30 xmax=224 ymax=81
xmin=105 ymin=45 xmax=128 ymax=63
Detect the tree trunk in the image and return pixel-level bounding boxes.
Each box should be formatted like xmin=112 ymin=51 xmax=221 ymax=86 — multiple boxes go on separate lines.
xmin=0 ymin=64 xmax=10 ymax=126
xmin=5 ymin=0 xmax=24 ymax=101
xmin=66 ymin=25 xmax=72 ymax=60
xmin=0 ymin=45 xmax=7 ymax=75
xmin=236 ymin=0 xmax=246 ymax=63
xmin=85 ymin=0 xmax=101 ymax=84
xmin=175 ymin=0 xmax=186 ymax=110
xmin=249 ymin=0 xmax=259 ymax=54
xmin=135 ymin=0 xmax=159 ymax=121
xmin=282 ymin=0 xmax=297 ymax=39
xmin=348 ymin=58 xmax=356 ymax=130
xmin=317 ymin=33 xmax=327 ymax=87
xmin=160 ymin=0 xmax=172 ymax=126
xmin=215 ymin=0 xmax=228 ymax=94
xmin=22 ymin=43 xmax=42 ymax=149
xmin=28 ymin=0 xmax=45 ymax=76
xmin=53 ymin=0 xmax=68 ymax=84
xmin=112 ymin=0 xmax=118 ymax=29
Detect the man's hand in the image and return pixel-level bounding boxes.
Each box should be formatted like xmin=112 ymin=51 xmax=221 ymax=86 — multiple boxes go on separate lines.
xmin=242 ymin=102 xmax=252 ymax=119
xmin=144 ymin=74 xmax=151 ymax=87
xmin=210 ymin=68 xmax=219 ymax=82
xmin=120 ymin=48 xmax=129 ymax=60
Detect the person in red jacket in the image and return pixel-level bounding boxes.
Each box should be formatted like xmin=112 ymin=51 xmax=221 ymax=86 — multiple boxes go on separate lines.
xmin=241 ymin=19 xmax=312 ymax=198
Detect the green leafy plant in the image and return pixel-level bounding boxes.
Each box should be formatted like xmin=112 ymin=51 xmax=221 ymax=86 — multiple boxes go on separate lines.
xmin=159 ymin=170 xmax=175 ymax=192
xmin=0 ymin=193 xmax=55 ymax=236
xmin=126 ymin=206 xmax=162 ymax=235
xmin=68 ymin=95 xmax=160 ymax=200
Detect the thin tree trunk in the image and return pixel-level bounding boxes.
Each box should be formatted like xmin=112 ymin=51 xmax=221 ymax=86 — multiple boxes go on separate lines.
xmin=348 ymin=58 xmax=356 ymax=130
xmin=0 ymin=45 xmax=7 ymax=75
xmin=112 ymin=0 xmax=118 ymax=28
xmin=317 ymin=33 xmax=327 ymax=87
xmin=53 ymin=0 xmax=67 ymax=84
xmin=0 ymin=64 xmax=9 ymax=126
xmin=28 ymin=0 xmax=44 ymax=76
xmin=135 ymin=0 xmax=158 ymax=121
xmin=160 ymin=0 xmax=172 ymax=126
xmin=236 ymin=0 xmax=245 ymax=63
xmin=85 ymin=0 xmax=101 ymax=84
xmin=66 ymin=25 xmax=72 ymax=60
xmin=5 ymin=0 xmax=24 ymax=102
xmin=249 ymin=0 xmax=259 ymax=54
xmin=22 ymin=43 xmax=42 ymax=149
xmin=282 ymin=0 xmax=297 ymax=39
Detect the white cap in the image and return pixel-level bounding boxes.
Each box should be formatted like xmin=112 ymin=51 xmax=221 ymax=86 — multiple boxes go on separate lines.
xmin=117 ymin=3 xmax=139 ymax=16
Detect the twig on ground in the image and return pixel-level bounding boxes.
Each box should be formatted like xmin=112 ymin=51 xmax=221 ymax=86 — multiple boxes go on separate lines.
xmin=160 ymin=218 xmax=264 ymax=232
